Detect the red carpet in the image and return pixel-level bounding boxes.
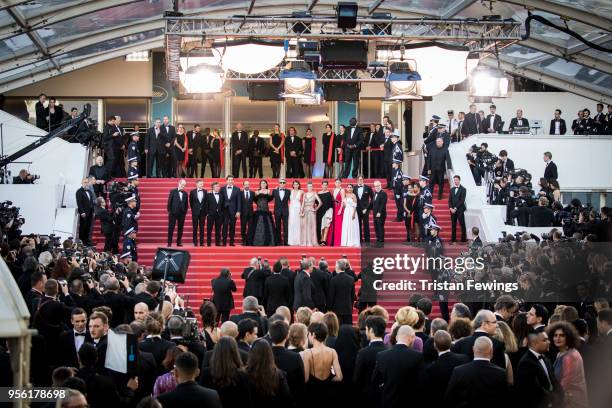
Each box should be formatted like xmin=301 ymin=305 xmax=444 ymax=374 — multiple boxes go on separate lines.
xmin=94 ymin=178 xmax=462 ymax=321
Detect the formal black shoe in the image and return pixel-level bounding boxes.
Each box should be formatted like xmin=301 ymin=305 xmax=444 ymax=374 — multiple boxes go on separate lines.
xmin=167 ymin=243 xmax=172 ymax=247
xmin=394 ymin=218 xmax=403 ymax=222
xmin=229 ymin=243 xmax=235 ymax=247
xmin=177 ymin=243 xmax=183 ymax=247
xmin=207 ymin=243 xmax=211 ymax=247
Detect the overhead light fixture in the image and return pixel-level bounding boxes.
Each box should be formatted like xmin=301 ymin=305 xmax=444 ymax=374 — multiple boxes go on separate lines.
xmin=468 ymin=65 xmax=513 ymax=98
xmin=214 ymin=40 xmax=285 ymax=74
xmin=179 ymin=49 xmax=220 ymax=72
xmin=125 ymin=51 xmax=149 ymax=62
xmin=385 ymin=62 xmax=422 ymax=100
xmin=466 ymin=52 xmax=480 ymax=76
xmin=378 ymin=42 xmax=470 ymax=96
xmin=337 ymin=2 xmax=358 ymax=29
xmin=279 ymin=61 xmax=317 ymax=99
xmin=179 ymin=63 xmax=225 ymax=94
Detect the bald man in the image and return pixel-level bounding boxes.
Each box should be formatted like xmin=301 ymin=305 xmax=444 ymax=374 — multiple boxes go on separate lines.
xmin=451 ymin=309 xmax=506 ymax=368
xmin=372 ymin=325 xmax=425 ymax=407
xmin=445 ymin=336 xmax=508 ymax=407
xmin=133 ymin=302 xmax=149 ymax=322
xmin=424 ymin=330 xmax=470 ymax=405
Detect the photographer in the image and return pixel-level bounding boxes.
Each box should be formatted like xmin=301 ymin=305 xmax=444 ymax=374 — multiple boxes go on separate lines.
xmin=529 ymin=197 xmax=554 ymax=227
xmin=13 ymin=169 xmax=39 ymax=184
xmin=507 ymin=185 xmax=535 ymax=226
xmin=0 ymin=200 xmax=24 ymax=242
xmin=241 ymin=257 xmax=271 ymax=305
xmin=166 ymin=315 xmax=206 ymax=365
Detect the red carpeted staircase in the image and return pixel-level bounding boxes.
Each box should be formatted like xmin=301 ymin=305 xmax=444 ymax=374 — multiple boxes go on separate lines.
xmin=94 ymin=178 xmax=463 ymax=322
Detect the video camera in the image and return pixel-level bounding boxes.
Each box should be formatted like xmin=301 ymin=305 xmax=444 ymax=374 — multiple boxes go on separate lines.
xmin=74 ymin=118 xmax=103 ymax=148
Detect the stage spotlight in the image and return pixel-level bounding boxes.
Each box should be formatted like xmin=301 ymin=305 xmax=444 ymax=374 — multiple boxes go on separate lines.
xmin=468 ymin=65 xmax=512 ymax=98
xmin=180 ymin=63 xmax=225 ymax=94
xmin=337 ymin=2 xmax=358 ymax=29
xmin=280 ymin=61 xmax=317 ymax=99
xmin=215 ymin=40 xmax=285 ymax=74
xmin=466 ymin=52 xmax=480 ymax=76
xmin=385 ymin=62 xmax=422 ymax=100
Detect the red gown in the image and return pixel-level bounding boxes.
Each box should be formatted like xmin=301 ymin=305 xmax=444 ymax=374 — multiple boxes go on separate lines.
xmin=327 ymin=188 xmax=344 ymax=246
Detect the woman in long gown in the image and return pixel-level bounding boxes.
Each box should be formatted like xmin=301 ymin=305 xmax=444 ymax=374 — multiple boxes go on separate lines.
xmin=326 ymin=178 xmax=345 ymax=246
xmin=288 ymin=180 xmax=303 ymax=246
xmin=341 ymin=184 xmax=360 ymax=247
xmin=269 ymin=123 xmax=284 ymax=179
xmin=300 ymin=181 xmax=322 ymax=246
xmin=250 ymin=179 xmax=276 ymax=246
xmin=303 ymin=128 xmax=316 ymax=178
xmin=317 ymin=180 xmax=334 ymax=245
xmin=173 ymin=124 xmax=188 ymax=177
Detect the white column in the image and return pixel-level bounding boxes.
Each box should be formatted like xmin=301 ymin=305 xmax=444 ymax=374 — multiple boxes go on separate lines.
xmin=277 ymin=100 xmax=287 ymax=178
xmin=223 ymin=94 xmax=232 ymax=178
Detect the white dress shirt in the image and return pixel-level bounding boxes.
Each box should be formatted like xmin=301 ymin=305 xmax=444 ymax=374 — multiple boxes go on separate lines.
xmin=74 ymin=330 xmax=86 ymax=352
xmin=529 ymin=349 xmax=553 ymax=390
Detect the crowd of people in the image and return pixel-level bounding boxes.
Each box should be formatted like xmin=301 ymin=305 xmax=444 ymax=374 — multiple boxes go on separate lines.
xmin=2 ymin=228 xmax=612 ymax=408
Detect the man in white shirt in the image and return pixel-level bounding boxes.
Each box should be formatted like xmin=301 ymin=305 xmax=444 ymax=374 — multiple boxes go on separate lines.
xmin=446 ymin=110 xmax=459 ymax=136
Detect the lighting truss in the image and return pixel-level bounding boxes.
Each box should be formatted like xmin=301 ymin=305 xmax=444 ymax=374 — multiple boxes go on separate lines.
xmin=223 ymin=67 xmax=388 ymax=82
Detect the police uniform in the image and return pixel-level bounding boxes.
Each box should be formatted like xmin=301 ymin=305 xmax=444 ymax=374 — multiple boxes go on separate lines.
xmin=128 ymin=138 xmax=139 ymax=165
xmin=426 ymin=224 xmax=449 ymax=321
xmin=127 ymin=161 xmax=139 ymax=181
xmin=418 ymin=176 xmax=433 ymax=209
xmin=392 ymin=160 xmax=404 ymax=221
xmin=122 ymin=197 xmax=139 ymax=235
xmin=122 ymin=229 xmax=137 ymax=262
xmin=420 ymin=203 xmax=438 ymax=239
xmin=392 ymin=141 xmax=403 ymax=164
xmin=128 ymin=184 xmax=141 ymax=212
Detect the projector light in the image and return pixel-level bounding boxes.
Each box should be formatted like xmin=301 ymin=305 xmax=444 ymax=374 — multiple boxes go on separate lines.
xmin=468 ymin=65 xmax=512 ymax=98
xmin=215 ymin=40 xmax=285 ymax=75
xmin=180 ymin=63 xmax=225 ymax=94
xmin=385 ymin=62 xmax=422 ymax=100
xmin=280 ymin=62 xmax=317 ymax=99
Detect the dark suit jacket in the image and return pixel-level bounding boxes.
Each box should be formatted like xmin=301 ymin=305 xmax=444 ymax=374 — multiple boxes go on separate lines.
xmin=372 ymin=190 xmax=387 ymax=218
xmin=355 ymin=184 xmax=373 ymax=210
xmin=344 ymin=126 xmax=364 ymax=151
xmin=544 ymin=161 xmax=558 ymax=181
xmin=529 ymin=206 xmax=554 ymax=227
xmin=424 ymin=352 xmax=470 ymax=405
xmin=145 ymin=127 xmax=165 ymax=154
xmin=76 ymin=187 xmax=95 ymax=215
xmin=229 ymin=312 xmax=268 ymax=338
xmin=354 ymin=341 xmax=388 ymax=405
xmin=57 ymin=330 xmax=92 ymax=368
xmin=161 ymin=125 xmax=176 ymax=148
xmin=451 ymin=331 xmax=506 ymax=368
xmin=372 ymin=343 xmax=425 ymax=408
xmin=139 ymin=336 xmax=175 ymax=369
xmin=157 ymin=380 xmax=222 ymax=408
xmin=102 ymin=291 xmax=134 ymax=327
xmin=515 ymin=350 xmax=562 ymax=408
xmin=263 ymin=273 xmax=291 ymax=314
xmin=272 ymin=345 xmax=305 ymax=400
xmin=240 ymin=190 xmax=255 ymax=217
xmin=309 ymin=268 xmax=330 ymax=308
xmin=280 ymin=268 xmax=295 ymax=307
xmin=248 ymin=135 xmax=266 ymax=157
xmin=293 ymin=270 xmax=314 ymax=309
xmin=427 ymin=145 xmax=451 ymax=171
xmin=75 ymin=367 xmax=122 ymax=408
xmin=167 ymin=188 xmax=189 ymax=215
xmin=284 ymin=135 xmax=303 ymax=159
xmin=328 ymin=272 xmax=355 ymax=315
xmin=132 ymin=291 xmax=159 ymax=311
xmin=221 ymin=185 xmax=241 ymax=215
xmin=445 ymin=359 xmax=509 ymax=408
xmin=211 ymin=276 xmax=236 ymax=312
xmin=206 ymin=191 xmax=224 ymax=216
xmin=189 ymin=188 xmax=207 ymax=218
xmin=448 ymin=185 xmax=466 ymax=212
xmin=242 ymin=266 xmax=270 ymax=299
xmin=484 ymin=114 xmax=503 ymax=133
xmin=273 ymin=188 xmax=290 ymax=217
xmin=508 ymin=117 xmax=530 ymax=131
xmin=549 ymin=119 xmax=567 ymax=135
xmin=462 ymin=112 xmax=481 ymax=136
xmin=501 ymin=158 xmax=515 ymax=173
xmin=230 ymin=130 xmax=249 ymax=155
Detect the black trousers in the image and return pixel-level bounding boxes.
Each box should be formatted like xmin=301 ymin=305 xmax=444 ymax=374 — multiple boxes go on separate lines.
xmin=207 ymin=213 xmax=222 ymax=245
xmin=200 ymin=153 xmax=215 ymax=178
xmin=249 ymin=156 xmax=263 ymax=178
xmin=222 ymin=211 xmax=237 ymax=245
xmin=451 ymin=210 xmax=467 ymax=242
xmin=361 ymin=151 xmax=369 ymax=178
xmin=357 ymin=208 xmax=370 ymax=242
xmin=164 ymin=151 xmax=175 ymax=178
xmin=241 ymin=214 xmax=252 ymax=245
xmin=275 ymin=213 xmax=289 ymax=245
xmin=343 ymin=149 xmax=360 ymax=178
xmin=217 ymin=310 xmax=231 ymax=324
xmin=374 ymin=215 xmax=385 ymax=243
xmin=187 ymin=155 xmax=197 ymax=178
xmin=146 ymin=152 xmax=164 ymax=177
xmin=371 ymin=151 xmax=383 ymax=178
xmin=168 ymin=213 xmax=186 ymax=245
xmin=103 ymin=231 xmax=113 ymax=252
xmin=232 ymin=153 xmax=247 ymax=177
xmin=394 ymin=188 xmax=404 ymax=220
xmin=430 ymin=169 xmax=445 ymax=199
xmin=270 ymin=152 xmax=281 ymax=178
xmin=286 ymin=156 xmax=302 ymax=178
xmin=78 ymin=214 xmax=92 ymax=245
xmin=336 ymin=313 xmax=353 ymax=325
xmin=384 ymin=159 xmax=392 ymax=187
xmin=112 ymin=148 xmax=125 ymax=177
xmin=192 ymin=214 xmax=206 ymax=245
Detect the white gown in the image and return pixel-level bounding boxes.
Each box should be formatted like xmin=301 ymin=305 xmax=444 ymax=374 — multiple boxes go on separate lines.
xmin=341 ymin=196 xmax=360 ymax=247
xmin=288 ymin=190 xmax=303 ymax=246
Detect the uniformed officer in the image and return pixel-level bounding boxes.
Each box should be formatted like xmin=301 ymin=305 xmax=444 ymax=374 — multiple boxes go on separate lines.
xmin=418 ymin=175 xmax=433 ymax=208
xmin=422 ymin=115 xmax=442 ymax=175
xmin=122 ymin=227 xmax=138 ymax=262
xmin=391 ymin=133 xmax=403 ymax=164
xmin=420 ymin=203 xmax=437 ymax=239
xmin=426 ymin=223 xmax=450 ymax=321
xmin=399 ymin=174 xmax=411 ymax=225
xmin=128 ymin=131 xmax=140 ymax=166
xmin=122 ymin=195 xmax=140 ymax=235
xmin=127 ymin=158 xmax=139 ymax=182
xmin=426 ymin=223 xmax=443 ymax=259
xmin=392 ymin=159 xmax=403 ymax=221
xmin=128 ymin=179 xmax=141 ymax=212
xmin=434 ymin=123 xmax=451 ymax=148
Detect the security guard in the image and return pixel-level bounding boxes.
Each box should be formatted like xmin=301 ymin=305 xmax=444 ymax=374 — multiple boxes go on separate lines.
xmin=122 ymin=227 xmax=138 ymax=262
xmin=418 ymin=175 xmax=433 ymax=208
xmin=400 ymin=174 xmax=411 ymax=224
xmin=127 ymin=158 xmax=139 ymax=182
xmin=127 ymin=179 xmax=141 ymax=212
xmin=392 ymin=159 xmax=403 ymax=221
xmin=127 ymin=131 xmax=140 ymax=166
xmin=421 ymin=203 xmax=437 ymax=239
xmin=426 ymin=223 xmax=449 ymax=321
xmin=426 ymin=223 xmax=443 ymax=259
xmin=391 ymin=133 xmax=403 ymax=164
xmin=122 ymin=195 xmax=140 ymax=235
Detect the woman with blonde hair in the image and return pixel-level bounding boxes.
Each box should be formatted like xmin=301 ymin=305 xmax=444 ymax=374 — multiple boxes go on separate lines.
xmin=493 ymin=321 xmax=517 ymax=384
xmin=288 ymin=322 xmax=308 ymax=353
xmin=385 ymin=306 xmax=423 ymax=351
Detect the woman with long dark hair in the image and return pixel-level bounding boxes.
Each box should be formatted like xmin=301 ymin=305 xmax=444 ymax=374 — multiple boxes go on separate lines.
xmin=199 ymin=301 xmax=220 ymax=350
xmin=333 ymin=325 xmax=361 ymax=405
xmin=199 ymin=337 xmax=249 ymax=407
xmin=250 ymin=179 xmax=276 ymax=246
xmin=269 ymin=124 xmax=285 ymax=178
xmin=244 ymin=340 xmax=293 ymax=407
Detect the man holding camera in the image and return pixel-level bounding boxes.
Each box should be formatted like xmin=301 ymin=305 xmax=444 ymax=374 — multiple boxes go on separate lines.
xmin=242 ymin=257 xmax=271 ymax=305
xmin=76 ymin=178 xmax=95 ymax=246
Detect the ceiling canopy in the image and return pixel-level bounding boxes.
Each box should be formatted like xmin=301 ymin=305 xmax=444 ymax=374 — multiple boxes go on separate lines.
xmin=0 ymin=0 xmax=609 ymax=101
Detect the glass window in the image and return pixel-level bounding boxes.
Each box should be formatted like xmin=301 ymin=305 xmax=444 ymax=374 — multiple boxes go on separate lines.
xmin=175 ymin=96 xmax=223 ymax=126
xmin=105 ymin=98 xmax=149 ymax=123
xmin=359 ymin=99 xmax=382 ymax=125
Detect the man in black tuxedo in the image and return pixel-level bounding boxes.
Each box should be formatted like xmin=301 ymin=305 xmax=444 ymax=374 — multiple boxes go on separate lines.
xmin=186 ymin=124 xmax=203 ymax=177
xmin=543 ymin=151 xmax=558 ymax=181
xmin=424 ymin=330 xmax=470 ymax=406
xmin=427 ymin=136 xmax=452 ymax=200
xmin=328 ymin=259 xmax=355 ymax=325
xmin=372 ymin=181 xmax=387 ymax=247
xmin=284 ymin=127 xmax=303 ymax=178
xmin=206 ymin=182 xmax=224 ymax=246
xmin=594 ymin=102 xmax=606 ymax=134
xmin=293 ymin=260 xmax=315 ymax=310
xmin=87 ymin=311 xmax=109 ymax=373
xmin=372 ymin=325 xmax=425 ymax=408
xmin=550 ymin=109 xmax=567 ymax=135
xmin=145 ymin=119 xmax=164 ymax=178
xmin=221 ymin=175 xmax=241 ymax=246
xmin=343 ymin=117 xmax=364 ymax=178
xmin=58 ymin=308 xmax=91 ymax=369
xmin=161 ymin=116 xmax=176 ymax=178
xmin=211 ymin=269 xmax=236 ymax=322
xmin=382 ymin=127 xmax=394 ymax=188
xmin=498 ymin=150 xmax=515 ymax=173
xmin=355 ymin=176 xmax=373 ymax=243
xmin=462 ymin=104 xmax=481 ymax=137
xmin=76 ymin=178 xmax=95 ymax=246
xmin=484 ymin=104 xmax=503 ymax=133
xmin=527 ymin=304 xmax=549 ymax=333
xmin=269 ymin=320 xmax=305 ymax=400
xmin=515 ymin=331 xmax=563 ymax=408
xmin=354 ymin=316 xmax=388 ymax=406
xmin=445 ymin=336 xmax=509 ymax=407
xmin=189 ymin=180 xmax=207 ymax=246
xmin=230 ymin=122 xmax=249 ymax=177
xmin=273 ymin=179 xmax=290 ymax=245
xmin=309 ymin=259 xmax=330 ymax=312
xmin=167 ymin=179 xmax=188 ymax=247
xmin=279 ymin=258 xmax=295 ymax=309
xmin=102 ymin=116 xmax=118 ymax=176
xmin=370 ymin=124 xmax=385 ymax=177
xmin=101 ymin=277 xmax=135 ymax=327
xmin=242 ymin=257 xmax=270 ymax=305
xmin=140 ymin=315 xmax=175 ymax=369
xmin=248 ymin=130 xmax=266 ymax=178
xmin=157 ymin=352 xmax=222 ymax=408
xmin=508 ymin=108 xmax=530 ymax=133
xmin=264 ymin=262 xmax=292 ymax=316
xmin=35 ymin=93 xmax=48 ymax=129
xmin=229 ymin=296 xmax=268 ymax=337
xmin=452 ymin=310 xmax=506 ymax=368
xmin=448 ymin=175 xmax=467 ymax=243
xmin=240 ymin=180 xmax=254 ymax=245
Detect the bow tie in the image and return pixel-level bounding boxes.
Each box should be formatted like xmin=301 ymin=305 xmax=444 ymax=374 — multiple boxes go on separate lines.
xmin=214 ymin=192 xmax=218 ymax=195
xmin=75 ymin=332 xmax=86 ymax=337
xmin=537 ymin=355 xmax=544 ymax=360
